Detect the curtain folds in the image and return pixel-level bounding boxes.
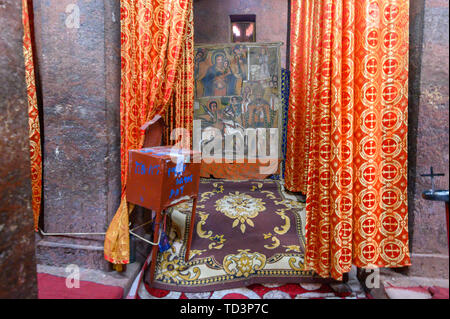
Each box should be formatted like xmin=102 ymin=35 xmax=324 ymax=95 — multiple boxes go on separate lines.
xmin=286 ymin=0 xmax=411 ymax=279
xmin=104 ymin=0 xmax=194 ymax=264
xmin=22 ymin=0 xmax=42 ymax=231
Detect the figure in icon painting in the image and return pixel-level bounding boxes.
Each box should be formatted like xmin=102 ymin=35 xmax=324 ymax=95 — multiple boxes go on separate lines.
xmin=224 ymin=96 xmax=243 ymax=127
xmin=199 ymin=51 xmax=238 ymax=97
xmin=246 ymin=86 xmax=272 ymax=128
xmin=231 ymin=45 xmax=248 ymax=81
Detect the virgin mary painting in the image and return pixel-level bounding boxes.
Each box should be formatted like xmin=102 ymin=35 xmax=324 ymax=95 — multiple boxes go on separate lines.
xmin=201 ymin=51 xmax=238 ymax=97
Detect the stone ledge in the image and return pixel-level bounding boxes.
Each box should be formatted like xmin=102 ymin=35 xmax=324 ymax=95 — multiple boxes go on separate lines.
xmin=36 ymin=239 xmax=109 ymax=271
xmin=407 ymin=253 xmax=449 ymax=279
xmin=359 ymin=267 xmax=449 ymax=299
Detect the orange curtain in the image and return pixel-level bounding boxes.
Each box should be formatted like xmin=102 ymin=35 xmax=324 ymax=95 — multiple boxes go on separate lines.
xmin=104 ymin=0 xmax=194 ymax=264
xmin=286 ymin=0 xmax=411 ymax=279
xmin=22 ymin=0 xmax=42 ymax=231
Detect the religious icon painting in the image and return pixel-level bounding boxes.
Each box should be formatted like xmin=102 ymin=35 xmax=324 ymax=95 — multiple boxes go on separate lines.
xmin=193 ymin=43 xmax=282 ymax=162
xmin=248 ymin=45 xmax=280 ymax=84
xmin=194 ymin=46 xmax=248 ymax=99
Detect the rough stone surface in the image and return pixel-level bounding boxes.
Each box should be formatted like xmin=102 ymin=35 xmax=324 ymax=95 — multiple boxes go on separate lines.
xmin=32 ymin=0 xmax=122 ymax=270
xmin=363 ymin=268 xmax=449 ymax=300
xmin=408 ymin=0 xmax=449 ymax=277
xmin=408 ymin=253 xmax=449 ymax=279
xmin=0 ymin=0 xmax=38 ymax=299
xmin=193 ymin=0 xmax=289 ymax=67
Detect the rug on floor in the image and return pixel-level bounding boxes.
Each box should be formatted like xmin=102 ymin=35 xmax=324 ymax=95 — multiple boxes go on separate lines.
xmin=144 ymin=179 xmax=316 ymax=292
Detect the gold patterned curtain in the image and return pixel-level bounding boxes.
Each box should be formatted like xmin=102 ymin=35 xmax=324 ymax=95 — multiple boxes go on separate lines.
xmin=286 ymin=0 xmax=411 ymax=279
xmin=22 ymin=0 xmax=42 ymax=231
xmin=104 ymin=0 xmax=194 ymax=265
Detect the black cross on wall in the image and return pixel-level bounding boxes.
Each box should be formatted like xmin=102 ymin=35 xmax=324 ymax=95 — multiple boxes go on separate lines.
xmin=421 ymin=166 xmax=445 ymax=191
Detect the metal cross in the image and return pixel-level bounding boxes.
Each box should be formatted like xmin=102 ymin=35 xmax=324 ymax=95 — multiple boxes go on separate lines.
xmin=421 ymin=166 xmax=445 ymax=192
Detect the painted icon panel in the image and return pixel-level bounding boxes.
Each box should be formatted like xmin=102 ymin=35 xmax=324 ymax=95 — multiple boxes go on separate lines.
xmin=194 ymin=42 xmax=282 ymax=159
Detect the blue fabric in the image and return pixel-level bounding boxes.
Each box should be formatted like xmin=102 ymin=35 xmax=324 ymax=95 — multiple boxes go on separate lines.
xmin=280 ymin=68 xmax=290 ymax=179
xmin=269 ymin=68 xmax=290 ymax=181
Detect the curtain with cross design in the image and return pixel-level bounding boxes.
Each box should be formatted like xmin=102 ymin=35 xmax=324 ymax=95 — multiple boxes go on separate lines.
xmin=285 ymin=0 xmax=411 ymax=279
xmin=104 ymin=0 xmax=194 ymax=265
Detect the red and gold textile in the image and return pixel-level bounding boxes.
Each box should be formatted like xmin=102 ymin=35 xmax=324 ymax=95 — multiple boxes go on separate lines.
xmin=285 ymin=0 xmax=411 ymax=279
xmin=22 ymin=0 xmax=42 ymax=231
xmin=104 ymin=0 xmax=195 ymax=264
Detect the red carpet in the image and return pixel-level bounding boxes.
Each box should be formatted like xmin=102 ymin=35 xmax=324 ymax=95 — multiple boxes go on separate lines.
xmin=428 ymin=286 xmax=449 ymax=299
xmin=37 ymin=273 xmax=124 ymax=299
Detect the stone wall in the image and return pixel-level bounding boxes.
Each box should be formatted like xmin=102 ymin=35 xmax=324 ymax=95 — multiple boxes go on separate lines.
xmin=0 ymin=0 xmax=38 ymax=298
xmin=32 ymin=0 xmax=122 ymax=270
xmin=193 ymin=0 xmax=289 ymax=68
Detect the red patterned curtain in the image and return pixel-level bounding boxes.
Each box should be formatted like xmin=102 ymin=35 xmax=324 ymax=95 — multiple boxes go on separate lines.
xmin=286 ymin=0 xmax=410 ymax=279
xmin=104 ymin=0 xmax=194 ymax=264
xmin=22 ymin=0 xmax=42 ymax=231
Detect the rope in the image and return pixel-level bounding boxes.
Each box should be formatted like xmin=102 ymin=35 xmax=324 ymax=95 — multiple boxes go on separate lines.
xmin=38 ymin=216 xmax=163 ymax=246
xmin=39 ymin=228 xmax=106 ymax=236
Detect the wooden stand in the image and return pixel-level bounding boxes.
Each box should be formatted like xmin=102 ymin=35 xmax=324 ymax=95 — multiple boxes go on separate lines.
xmin=148 ymin=196 xmax=198 ymax=283
xmin=126 ymin=146 xmax=201 ymax=285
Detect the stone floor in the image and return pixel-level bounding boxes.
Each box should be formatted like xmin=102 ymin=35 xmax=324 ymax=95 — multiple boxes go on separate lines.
xmin=366 ymin=268 xmax=449 ymax=299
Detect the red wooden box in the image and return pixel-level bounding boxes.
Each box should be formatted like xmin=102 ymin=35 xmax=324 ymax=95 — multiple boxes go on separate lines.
xmin=126 ymin=146 xmax=201 ymax=212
